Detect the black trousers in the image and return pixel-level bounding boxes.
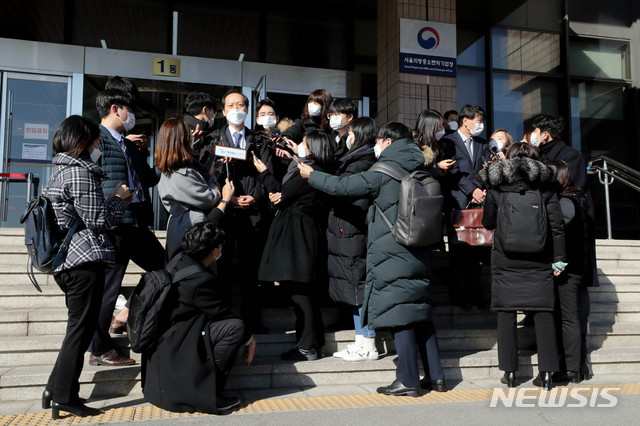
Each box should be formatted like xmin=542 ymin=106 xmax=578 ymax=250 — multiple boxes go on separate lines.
xmin=497 ymin=311 xmax=559 ymax=373
xmin=217 ymin=215 xmax=267 ymax=333
xmin=555 ymin=274 xmax=582 ymax=372
xmin=281 ymin=282 xmax=325 ymax=350
xmin=209 ymin=318 xmax=246 ymax=393
xmin=448 ymin=244 xmax=486 ymax=306
xmin=47 ymin=262 xmax=105 ymax=404
xmin=89 ymin=224 xmax=165 ymax=355
xmin=393 ymin=322 xmax=444 ymax=387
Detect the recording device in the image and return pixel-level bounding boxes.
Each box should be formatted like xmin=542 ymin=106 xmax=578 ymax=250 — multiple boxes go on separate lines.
xmin=254 ymin=124 xmax=295 ymax=157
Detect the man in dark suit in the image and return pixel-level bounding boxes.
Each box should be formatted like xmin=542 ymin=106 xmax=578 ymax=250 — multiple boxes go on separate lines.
xmin=88 ymin=88 xmax=166 ymax=366
xmin=441 ymin=104 xmax=490 ymax=307
xmin=201 ymin=89 xmax=273 ymax=334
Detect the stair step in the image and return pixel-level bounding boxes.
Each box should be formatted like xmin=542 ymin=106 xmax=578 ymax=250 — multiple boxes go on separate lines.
xmin=2 ymin=345 xmax=640 ymax=401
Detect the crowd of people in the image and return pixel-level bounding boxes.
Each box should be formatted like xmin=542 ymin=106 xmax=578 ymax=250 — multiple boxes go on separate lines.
xmin=41 ymin=75 xmax=597 ymax=417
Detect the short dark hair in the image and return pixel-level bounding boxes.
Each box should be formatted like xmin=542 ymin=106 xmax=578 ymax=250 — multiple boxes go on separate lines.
xmin=348 ymin=117 xmax=377 ymax=152
xmin=181 ymin=221 xmax=226 ymax=262
xmin=505 ymin=142 xmax=539 ymax=160
xmin=443 ymin=110 xmax=458 ymax=120
xmin=96 ymin=89 xmax=134 ymax=119
xmin=185 ymin=92 xmax=216 ymax=117
xmin=378 ymin=121 xmax=413 ymax=142
xmin=304 ymin=129 xmax=334 ymax=169
xmin=458 ymin=104 xmax=485 ymax=126
xmin=53 ymin=115 xmax=100 ymax=158
xmin=222 ymin=89 xmax=249 ymax=109
xmin=532 ymin=113 xmax=565 ymax=140
xmin=256 ymin=98 xmax=277 ymax=114
xmin=105 ymin=76 xmax=139 ymax=102
xmin=328 ymin=98 xmax=358 ymax=118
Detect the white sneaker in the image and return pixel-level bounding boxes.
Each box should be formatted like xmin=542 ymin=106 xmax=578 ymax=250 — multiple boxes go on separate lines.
xmin=333 ymin=343 xmax=356 ymax=358
xmin=343 ymin=346 xmax=379 ymax=361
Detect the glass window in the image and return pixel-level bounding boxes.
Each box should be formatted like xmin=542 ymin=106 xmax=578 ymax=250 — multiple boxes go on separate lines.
xmin=492 ymin=28 xmax=560 ymax=74
xmin=569 ymin=38 xmax=631 ymax=80
xmin=570 ymin=81 xmax=627 ymax=157
xmin=457 ymin=32 xmax=485 ymax=67
xmin=457 ymin=69 xmax=486 ymax=136
xmin=492 ymin=72 xmax=559 ymax=140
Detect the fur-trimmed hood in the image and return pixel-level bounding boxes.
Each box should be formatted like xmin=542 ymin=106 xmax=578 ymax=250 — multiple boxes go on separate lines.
xmin=421 ymin=145 xmax=437 ymax=167
xmin=477 ymin=157 xmax=556 ymax=189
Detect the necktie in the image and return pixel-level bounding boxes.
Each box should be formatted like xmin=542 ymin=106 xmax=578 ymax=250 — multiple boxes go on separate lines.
xmin=465 ymin=138 xmax=474 ymax=159
xmin=233 ymin=132 xmax=242 ymax=148
xmin=119 ymin=138 xmax=145 ymax=202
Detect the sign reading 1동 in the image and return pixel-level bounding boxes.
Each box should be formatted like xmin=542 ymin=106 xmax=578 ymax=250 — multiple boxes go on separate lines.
xmin=153 ymin=57 xmax=181 ymax=77
xmin=399 ymin=18 xmax=457 ymax=77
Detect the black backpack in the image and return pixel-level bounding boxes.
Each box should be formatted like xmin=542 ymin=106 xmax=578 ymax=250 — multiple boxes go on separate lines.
xmin=368 ymin=162 xmax=443 ymax=248
xmin=19 ymin=195 xmax=82 ymax=292
xmin=127 ymin=257 xmax=201 ymax=354
xmin=497 ymin=189 xmax=548 ymax=253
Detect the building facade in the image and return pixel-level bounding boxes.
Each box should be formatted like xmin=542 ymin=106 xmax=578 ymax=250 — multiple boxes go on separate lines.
xmin=0 ymin=0 xmax=638 ymax=236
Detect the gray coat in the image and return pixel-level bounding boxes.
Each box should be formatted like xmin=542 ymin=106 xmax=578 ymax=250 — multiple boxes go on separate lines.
xmin=158 ymin=167 xmax=221 ymax=259
xmin=308 ymin=138 xmax=432 ymax=329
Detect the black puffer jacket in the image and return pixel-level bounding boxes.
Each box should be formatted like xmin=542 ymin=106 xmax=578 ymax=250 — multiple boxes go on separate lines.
xmin=479 ymin=157 xmax=566 ymax=312
xmin=326 ymin=144 xmax=376 ymax=306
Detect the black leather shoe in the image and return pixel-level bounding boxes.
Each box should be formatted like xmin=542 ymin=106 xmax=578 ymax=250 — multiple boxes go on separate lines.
xmin=532 ymin=372 xmax=552 ymax=391
xmin=420 ymin=378 xmax=447 ymax=392
xmin=42 ymin=389 xmax=87 ymax=409
xmin=376 ymin=379 xmax=420 ymax=397
xmin=51 ymin=402 xmax=101 ymax=419
xmin=500 ymin=371 xmax=516 ymax=388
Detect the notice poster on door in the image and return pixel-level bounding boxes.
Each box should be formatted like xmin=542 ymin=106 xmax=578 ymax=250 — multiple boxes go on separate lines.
xmin=24 ymin=123 xmax=50 ymax=140
xmin=22 ymin=143 xmax=48 ymax=161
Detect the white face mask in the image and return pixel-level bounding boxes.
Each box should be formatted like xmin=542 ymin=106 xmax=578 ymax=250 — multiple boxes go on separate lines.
xmin=226 ymin=109 xmax=247 ymax=126
xmin=346 ymin=135 xmax=354 ymax=150
xmin=435 ymin=129 xmax=446 ymax=141
xmin=307 ymin=103 xmax=322 ymax=117
xmin=374 ymin=144 xmax=383 ymax=159
xmin=89 ymin=148 xmax=102 ymax=163
xmin=120 ymin=110 xmax=136 ymax=132
xmin=448 ymin=121 xmax=458 ymax=131
xmin=257 ymin=115 xmax=277 ymax=128
xmin=489 ymin=139 xmax=504 ymax=152
xmin=297 ymin=144 xmax=307 ymax=158
xmin=468 ymin=122 xmax=484 ymax=137
xmin=530 ymin=132 xmax=541 ymax=147
xmin=329 ymin=115 xmax=346 ymax=130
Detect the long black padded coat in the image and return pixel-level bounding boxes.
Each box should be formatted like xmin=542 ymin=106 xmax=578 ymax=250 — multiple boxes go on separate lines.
xmin=326 ymin=144 xmax=376 ymax=306
xmin=307 ymin=138 xmax=433 ymax=329
xmin=478 ymin=157 xmax=566 ymax=312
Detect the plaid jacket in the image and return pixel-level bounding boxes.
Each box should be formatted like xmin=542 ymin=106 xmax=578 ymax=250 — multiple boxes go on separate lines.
xmin=45 ymin=153 xmax=125 ymax=271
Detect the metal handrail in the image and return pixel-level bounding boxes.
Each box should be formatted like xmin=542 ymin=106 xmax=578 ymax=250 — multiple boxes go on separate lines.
xmin=587 ymin=156 xmax=640 ymax=239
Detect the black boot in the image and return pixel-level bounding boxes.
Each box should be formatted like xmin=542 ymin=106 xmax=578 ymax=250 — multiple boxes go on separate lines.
xmin=500 ymin=371 xmax=516 ymax=388
xmin=532 ymin=372 xmax=552 ymax=391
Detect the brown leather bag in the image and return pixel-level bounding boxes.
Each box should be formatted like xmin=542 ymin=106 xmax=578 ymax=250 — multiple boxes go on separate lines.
xmin=450 ymin=208 xmax=494 ymax=246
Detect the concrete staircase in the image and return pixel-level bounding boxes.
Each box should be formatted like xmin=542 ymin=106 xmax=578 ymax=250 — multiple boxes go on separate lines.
xmin=1 ymin=227 xmax=639 ymax=402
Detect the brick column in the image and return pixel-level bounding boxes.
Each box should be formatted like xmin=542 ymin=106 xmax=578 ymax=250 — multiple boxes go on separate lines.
xmin=377 ymin=0 xmax=457 ymax=127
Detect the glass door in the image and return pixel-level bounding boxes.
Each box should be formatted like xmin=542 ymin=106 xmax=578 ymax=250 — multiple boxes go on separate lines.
xmin=0 ymin=73 xmax=70 ymax=227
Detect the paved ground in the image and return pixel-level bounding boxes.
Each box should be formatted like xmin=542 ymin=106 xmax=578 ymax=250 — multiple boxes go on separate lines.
xmin=1 ymin=374 xmax=638 ymax=425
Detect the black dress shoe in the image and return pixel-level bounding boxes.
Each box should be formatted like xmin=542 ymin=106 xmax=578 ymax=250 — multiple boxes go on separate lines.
xmin=51 ymin=402 xmax=101 ymax=419
xmin=420 ymin=378 xmax=447 ymax=392
xmin=500 ymin=371 xmax=516 ymax=388
xmin=553 ymin=370 xmax=581 ymax=383
xmin=532 ymin=372 xmax=552 ymax=391
xmin=376 ymin=379 xmax=420 ymax=397
xmin=42 ymin=389 xmax=87 ymax=409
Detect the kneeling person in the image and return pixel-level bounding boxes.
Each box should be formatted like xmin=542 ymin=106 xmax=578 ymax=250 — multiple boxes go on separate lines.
xmin=143 ymin=222 xmax=256 ymax=414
